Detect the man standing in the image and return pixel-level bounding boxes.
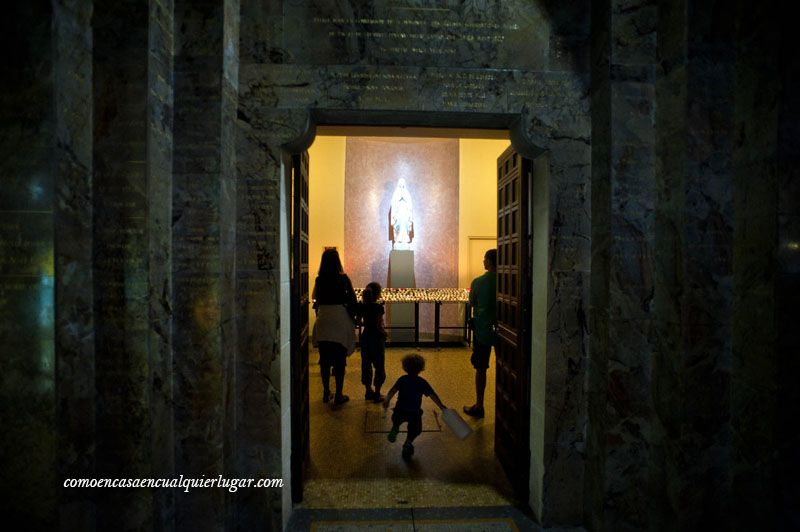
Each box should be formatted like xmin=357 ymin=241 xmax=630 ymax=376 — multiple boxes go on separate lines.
xmin=463 ymin=248 xmax=496 ymax=418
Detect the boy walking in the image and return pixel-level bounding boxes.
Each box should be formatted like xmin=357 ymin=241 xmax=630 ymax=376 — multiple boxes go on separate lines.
xmin=383 ymin=353 xmax=446 ymax=460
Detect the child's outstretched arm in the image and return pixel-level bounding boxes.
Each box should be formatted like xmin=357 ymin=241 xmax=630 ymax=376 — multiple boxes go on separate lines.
xmin=428 ymin=389 xmax=446 ymax=411
xmin=383 ymin=384 xmax=399 ymax=409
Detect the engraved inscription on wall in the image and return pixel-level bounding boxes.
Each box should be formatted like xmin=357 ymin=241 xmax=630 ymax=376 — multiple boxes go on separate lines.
xmin=277 ymin=1 xmax=547 ymax=70
xmin=255 ymin=65 xmax=508 ymax=112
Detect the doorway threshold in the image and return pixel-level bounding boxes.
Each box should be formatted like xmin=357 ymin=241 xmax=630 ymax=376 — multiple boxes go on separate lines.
xmin=301 ymin=478 xmax=512 ymax=509
xmin=287 ymin=505 xmax=555 ymax=531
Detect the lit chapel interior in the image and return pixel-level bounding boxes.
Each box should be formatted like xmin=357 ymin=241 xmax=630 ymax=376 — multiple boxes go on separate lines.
xmin=1 ymin=1 xmax=797 ymax=531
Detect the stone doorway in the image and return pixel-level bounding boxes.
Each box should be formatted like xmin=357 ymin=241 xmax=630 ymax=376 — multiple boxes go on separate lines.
xmin=281 ymin=115 xmax=552 ymax=520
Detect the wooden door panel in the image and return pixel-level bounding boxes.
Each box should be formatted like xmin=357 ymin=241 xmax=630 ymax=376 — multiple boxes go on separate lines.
xmin=291 ymin=151 xmax=310 ymax=503
xmin=495 ymin=145 xmax=532 ymax=500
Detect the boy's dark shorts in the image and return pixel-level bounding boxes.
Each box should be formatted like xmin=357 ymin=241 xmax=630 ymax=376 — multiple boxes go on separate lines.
xmin=470 ymin=339 xmax=492 ymax=370
xmin=392 ymin=409 xmax=423 ymax=440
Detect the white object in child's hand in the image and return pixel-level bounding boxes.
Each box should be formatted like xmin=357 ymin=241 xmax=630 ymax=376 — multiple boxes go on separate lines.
xmin=441 ymin=408 xmax=472 ymax=440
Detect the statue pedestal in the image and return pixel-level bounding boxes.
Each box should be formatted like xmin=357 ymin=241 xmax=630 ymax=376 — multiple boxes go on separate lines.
xmin=388 ymin=250 xmax=415 ymax=343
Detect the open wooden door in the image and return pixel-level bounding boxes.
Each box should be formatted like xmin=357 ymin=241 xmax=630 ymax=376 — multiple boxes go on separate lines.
xmin=290 ymin=151 xmax=310 ymax=503
xmin=495 ymin=145 xmax=532 ymax=499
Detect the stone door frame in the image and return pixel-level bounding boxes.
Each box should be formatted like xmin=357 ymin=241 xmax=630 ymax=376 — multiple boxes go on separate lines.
xmin=278 ymin=108 xmax=559 ymax=521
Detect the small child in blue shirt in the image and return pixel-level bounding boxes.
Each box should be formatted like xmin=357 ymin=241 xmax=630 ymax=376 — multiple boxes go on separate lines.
xmin=383 ymin=353 xmax=446 ymax=460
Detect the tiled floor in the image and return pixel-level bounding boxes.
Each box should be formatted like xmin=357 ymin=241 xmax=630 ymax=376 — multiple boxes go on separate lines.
xmin=290 ymin=347 xmax=586 ymax=531
xmin=302 ymin=346 xmax=515 ymax=509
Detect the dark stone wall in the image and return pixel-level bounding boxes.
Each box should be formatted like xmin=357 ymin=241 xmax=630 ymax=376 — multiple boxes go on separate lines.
xmin=652 ymin=0 xmax=688 ymax=529
xmin=731 ymin=2 xmax=798 ymax=529
xmin=589 ymin=1 xmax=659 ymax=529
xmin=92 ymin=0 xmax=174 ymax=528
xmin=0 ymin=1 xmax=56 ymax=528
xmin=54 ymin=0 xmax=95 ymax=528
xmin=586 ymin=1 xmax=799 ymax=531
xmin=148 ymin=0 xmax=176 ymax=529
xmin=586 ymin=0 xmax=611 ymax=528
xmin=680 ymin=4 xmax=735 ymax=527
xmin=775 ymin=8 xmax=800 ymax=529
xmin=92 ymin=0 xmax=151 ymax=523
xmin=0 ymin=0 xmax=175 ymax=529
xmin=172 ymin=0 xmax=236 ymax=528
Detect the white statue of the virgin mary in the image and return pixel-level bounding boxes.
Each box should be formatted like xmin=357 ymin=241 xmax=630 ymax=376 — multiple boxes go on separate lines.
xmin=389 ymin=178 xmax=414 ymax=249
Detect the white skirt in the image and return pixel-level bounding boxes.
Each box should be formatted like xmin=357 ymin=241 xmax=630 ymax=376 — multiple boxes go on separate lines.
xmin=312 ymin=304 xmax=356 ymax=355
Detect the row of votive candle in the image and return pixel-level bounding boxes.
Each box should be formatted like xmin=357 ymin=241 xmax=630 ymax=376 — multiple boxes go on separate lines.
xmin=353 ymin=287 xmax=470 ymax=302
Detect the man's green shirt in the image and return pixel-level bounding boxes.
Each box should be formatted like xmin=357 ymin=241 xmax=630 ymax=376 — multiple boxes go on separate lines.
xmin=469 ymin=270 xmax=496 ymax=344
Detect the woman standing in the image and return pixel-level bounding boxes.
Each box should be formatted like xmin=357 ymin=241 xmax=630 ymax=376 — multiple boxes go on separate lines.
xmin=311 ymin=248 xmax=357 ymax=406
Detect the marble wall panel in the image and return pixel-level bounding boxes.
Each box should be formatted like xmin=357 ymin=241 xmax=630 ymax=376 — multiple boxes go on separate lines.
xmin=540 ymin=135 xmax=592 ymax=526
xmin=659 ymin=5 xmax=736 ymax=529
xmin=652 ymin=17 xmax=687 ymax=531
xmin=541 ymin=288 xmax=589 ymax=526
xmin=343 ymin=137 xmax=459 ymax=336
xmin=730 ymin=4 xmax=783 ymax=529
xmin=53 ymin=1 xmax=95 ymax=528
xmin=776 ymin=29 xmax=800 ymax=527
xmin=585 ymin=3 xmax=612 ymax=524
xmin=53 ymin=1 xmax=95 ymax=529
xmin=147 ymin=0 xmax=176 ymax=529
xmin=221 ymin=2 xmax=240 ymax=529
xmin=90 ymin=0 xmax=177 ymax=528
xmin=0 ymin=3 xmax=56 ymax=528
xmin=547 ymin=0 xmax=591 ymax=74
xmin=586 ymin=1 xmax=659 ymax=529
xmin=172 ymin=1 xmax=238 ymax=529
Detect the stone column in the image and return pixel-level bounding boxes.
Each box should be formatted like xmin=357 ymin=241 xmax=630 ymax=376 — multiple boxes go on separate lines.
xmin=0 ymin=2 xmax=57 ymax=529
xmin=652 ymin=1 xmax=689 ymax=528
xmin=731 ymin=2 xmax=783 ymax=528
xmin=172 ymin=0 xmax=237 ymax=529
xmin=656 ymin=2 xmax=736 ymax=529
xmin=589 ymin=0 xmax=659 ymax=529
xmin=586 ymin=0 xmax=612 ymax=527
xmin=648 ymin=1 xmax=744 ymax=529
xmin=774 ymin=9 xmax=800 ymax=527
xmin=148 ymin=0 xmax=176 ymax=529
xmin=54 ymin=0 xmax=95 ymax=529
xmin=92 ymin=0 xmax=174 ymax=528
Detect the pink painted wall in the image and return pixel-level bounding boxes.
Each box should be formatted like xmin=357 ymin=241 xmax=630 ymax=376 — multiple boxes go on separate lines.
xmin=343 ymin=137 xmax=461 ymax=336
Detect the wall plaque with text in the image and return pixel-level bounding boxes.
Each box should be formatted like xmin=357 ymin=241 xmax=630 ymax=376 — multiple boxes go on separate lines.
xmin=276 ymin=1 xmax=548 ymax=70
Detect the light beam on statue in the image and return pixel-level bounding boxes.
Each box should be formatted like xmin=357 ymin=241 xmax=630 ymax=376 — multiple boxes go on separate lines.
xmin=389 ymin=177 xmax=414 ymax=250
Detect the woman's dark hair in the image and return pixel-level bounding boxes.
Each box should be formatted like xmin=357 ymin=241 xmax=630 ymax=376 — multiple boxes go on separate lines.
xmin=318 ymin=248 xmax=344 ymax=276
xmin=401 ymin=353 xmax=425 ymax=376
xmin=362 ymin=281 xmax=382 ymax=303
